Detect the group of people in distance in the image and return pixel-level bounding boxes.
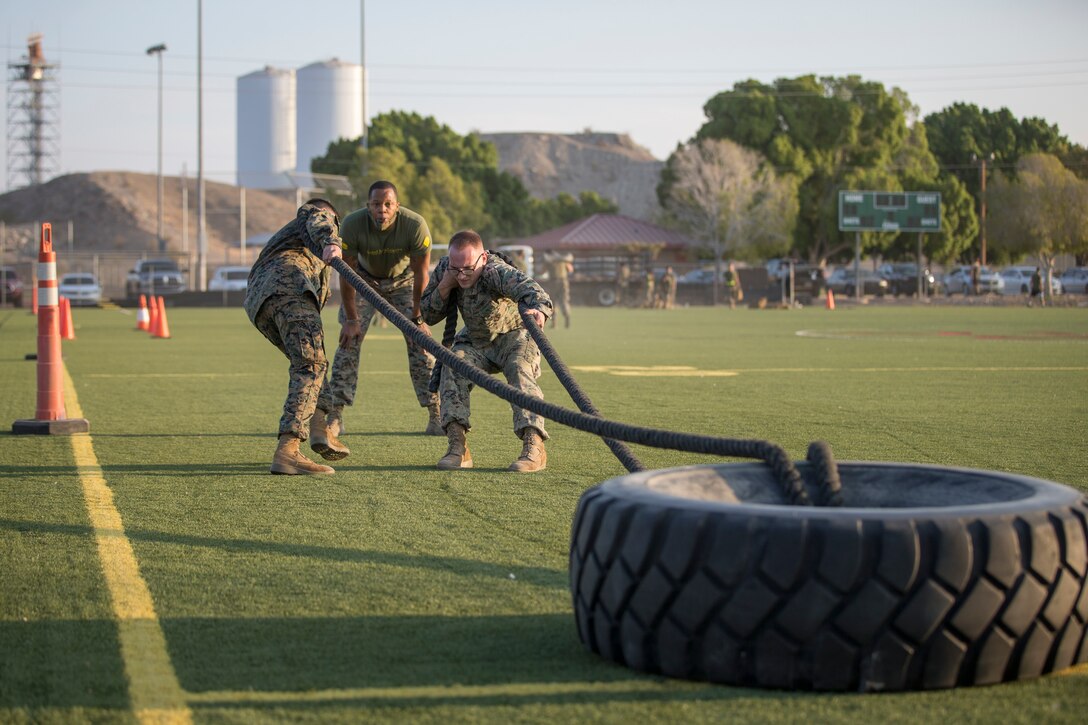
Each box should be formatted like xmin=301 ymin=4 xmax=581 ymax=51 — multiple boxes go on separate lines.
xmin=243 ymin=181 xmax=555 ymax=477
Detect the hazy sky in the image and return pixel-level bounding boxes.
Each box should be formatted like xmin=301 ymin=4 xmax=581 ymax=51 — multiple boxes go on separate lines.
xmin=2 ymin=0 xmax=1086 ymax=190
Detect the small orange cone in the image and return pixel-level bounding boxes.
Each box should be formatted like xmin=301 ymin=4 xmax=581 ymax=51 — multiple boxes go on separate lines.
xmin=31 ymin=285 xmax=38 ymax=315
xmin=59 ymin=296 xmax=75 ymax=339
xmin=153 ymin=296 xmax=171 ymax=339
xmin=825 ymin=288 xmax=836 ymax=310
xmin=136 ymin=294 xmax=150 ymax=331
xmin=147 ymin=294 xmax=159 ymax=335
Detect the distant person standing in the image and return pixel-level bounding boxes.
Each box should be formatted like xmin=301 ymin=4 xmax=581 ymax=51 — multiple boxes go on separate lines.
xmin=660 ymin=266 xmax=677 ymax=309
xmin=615 ymin=262 xmax=630 ymax=307
xmin=422 ymin=230 xmax=554 ymax=473
xmin=1029 ymin=267 xmax=1045 ymax=307
xmin=724 ymin=262 xmax=743 ymax=309
xmin=548 ymin=252 xmax=574 ymax=328
xmin=243 ymin=199 xmax=348 ymax=475
xmin=324 ymin=181 xmax=442 ymax=438
xmin=971 ymin=260 xmax=982 ymax=296
xmin=643 ymin=267 xmax=655 ymax=308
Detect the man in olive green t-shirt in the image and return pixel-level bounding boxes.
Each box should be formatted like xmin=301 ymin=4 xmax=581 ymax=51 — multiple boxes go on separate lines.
xmin=324 ymin=180 xmax=441 ymax=437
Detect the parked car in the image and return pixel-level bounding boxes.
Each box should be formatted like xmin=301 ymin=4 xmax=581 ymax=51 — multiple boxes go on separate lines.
xmin=877 ymin=262 xmax=937 ymax=296
xmin=209 ymin=265 xmax=251 ymax=292
xmin=1059 ymin=267 xmax=1088 ymax=294
xmin=826 ymin=266 xmax=888 ymax=296
xmin=1 ymin=266 xmax=24 ymax=307
xmin=677 ymin=267 xmax=720 ymax=285
xmin=998 ymin=266 xmax=1062 ymax=296
xmin=125 ymin=258 xmax=186 ymax=297
xmin=943 ymin=265 xmax=1004 ymax=295
xmin=58 ymin=272 xmax=103 ymax=307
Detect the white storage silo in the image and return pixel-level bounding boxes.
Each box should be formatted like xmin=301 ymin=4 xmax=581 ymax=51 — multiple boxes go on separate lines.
xmin=295 ymin=59 xmax=363 ymax=173
xmin=236 ymin=66 xmax=296 ymax=189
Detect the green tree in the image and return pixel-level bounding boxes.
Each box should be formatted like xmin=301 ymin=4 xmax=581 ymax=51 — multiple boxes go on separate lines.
xmin=685 ymin=75 xmax=923 ymax=264
xmin=309 ymin=111 xmax=618 ymax=239
xmin=988 ymin=153 xmax=1088 ymax=299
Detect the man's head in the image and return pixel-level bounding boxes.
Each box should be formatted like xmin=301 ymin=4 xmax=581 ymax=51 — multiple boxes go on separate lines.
xmin=448 ymin=230 xmax=487 ymax=289
xmin=304 ymin=198 xmax=339 ymax=225
xmin=367 ymin=181 xmax=399 ymax=231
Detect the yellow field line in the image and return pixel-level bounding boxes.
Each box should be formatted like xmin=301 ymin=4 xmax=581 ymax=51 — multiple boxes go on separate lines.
xmin=63 ymin=365 xmax=193 ymax=725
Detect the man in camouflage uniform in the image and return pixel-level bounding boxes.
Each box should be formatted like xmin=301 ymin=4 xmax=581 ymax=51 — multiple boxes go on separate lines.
xmin=660 ymin=266 xmax=677 ymax=309
xmin=642 ymin=267 xmax=655 ymax=308
xmin=421 ymin=230 xmax=554 ymax=473
xmin=547 ymin=252 xmax=573 ymax=328
xmin=324 ymin=180 xmax=440 ymax=438
xmin=244 ymin=199 xmax=349 ymax=475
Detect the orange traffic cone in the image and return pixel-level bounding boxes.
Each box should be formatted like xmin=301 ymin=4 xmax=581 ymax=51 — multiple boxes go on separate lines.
xmin=12 ymin=223 xmax=89 ymax=434
xmin=825 ymin=288 xmax=836 ymax=310
xmin=59 ymin=296 xmax=75 ymax=340
xmin=31 ymin=285 xmax=38 ymax=315
xmin=147 ymin=293 xmax=159 ymax=335
xmin=153 ymin=296 xmax=171 ymax=339
xmin=136 ymin=294 xmax=150 ymax=331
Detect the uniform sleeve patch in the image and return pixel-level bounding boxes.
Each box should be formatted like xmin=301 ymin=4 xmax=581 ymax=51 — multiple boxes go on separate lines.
xmin=423 ymin=236 xmax=431 ymax=249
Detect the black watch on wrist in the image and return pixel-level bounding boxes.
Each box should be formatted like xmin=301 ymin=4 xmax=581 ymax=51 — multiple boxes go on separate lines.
xmin=412 ymin=315 xmax=424 ymax=326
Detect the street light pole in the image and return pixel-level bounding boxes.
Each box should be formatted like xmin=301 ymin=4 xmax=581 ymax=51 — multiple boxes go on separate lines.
xmin=146 ymin=43 xmax=167 ymax=253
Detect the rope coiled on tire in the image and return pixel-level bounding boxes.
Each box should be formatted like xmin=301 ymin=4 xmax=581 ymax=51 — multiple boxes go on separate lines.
xmin=331 ymin=256 xmax=841 ymax=507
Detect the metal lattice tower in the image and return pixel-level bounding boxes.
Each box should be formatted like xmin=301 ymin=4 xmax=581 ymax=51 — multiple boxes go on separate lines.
xmin=7 ymin=34 xmax=60 ymax=189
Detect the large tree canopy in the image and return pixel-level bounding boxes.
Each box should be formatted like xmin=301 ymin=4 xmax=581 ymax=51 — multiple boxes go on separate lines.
xmin=988 ymin=153 xmax=1088 ymax=283
xmin=310 ymin=112 xmax=617 ymax=241
xmin=679 ymin=75 xmax=969 ymax=265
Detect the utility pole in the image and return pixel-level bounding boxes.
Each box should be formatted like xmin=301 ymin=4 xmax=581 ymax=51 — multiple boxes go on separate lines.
xmin=196 ymin=0 xmax=207 ymax=290
xmin=146 ymin=43 xmax=167 ymax=252
xmin=360 ymin=0 xmax=368 ymax=149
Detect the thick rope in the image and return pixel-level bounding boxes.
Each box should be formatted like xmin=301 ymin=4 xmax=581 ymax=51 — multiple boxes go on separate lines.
xmin=331 ymin=257 xmax=818 ymax=506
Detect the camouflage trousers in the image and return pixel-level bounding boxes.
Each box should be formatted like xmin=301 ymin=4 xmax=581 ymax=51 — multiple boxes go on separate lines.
xmin=252 ymin=293 xmax=329 ymax=440
xmin=440 ymin=328 xmax=549 ymax=440
xmin=323 ymin=271 xmax=438 ymax=421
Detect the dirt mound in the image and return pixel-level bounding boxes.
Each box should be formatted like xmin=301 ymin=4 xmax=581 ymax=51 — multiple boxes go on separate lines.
xmin=0 ymin=171 xmax=296 ymax=256
xmin=479 ymin=132 xmax=664 ymax=221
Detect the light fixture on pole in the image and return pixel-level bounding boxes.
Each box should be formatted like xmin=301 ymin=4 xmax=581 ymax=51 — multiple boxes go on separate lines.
xmin=146 ymin=43 xmax=167 ymax=252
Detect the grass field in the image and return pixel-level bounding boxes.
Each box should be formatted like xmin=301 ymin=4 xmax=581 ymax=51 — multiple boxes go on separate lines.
xmin=1 ymin=302 xmax=1087 ymax=723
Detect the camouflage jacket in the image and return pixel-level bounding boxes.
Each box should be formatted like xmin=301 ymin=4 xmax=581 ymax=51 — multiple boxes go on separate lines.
xmin=243 ymin=203 xmax=343 ymax=323
xmin=421 ymin=254 xmax=553 ymax=346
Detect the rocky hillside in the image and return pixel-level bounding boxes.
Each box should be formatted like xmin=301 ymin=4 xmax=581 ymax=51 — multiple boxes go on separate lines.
xmin=0 ymin=171 xmax=296 ymax=256
xmin=478 ymin=132 xmax=664 ymax=220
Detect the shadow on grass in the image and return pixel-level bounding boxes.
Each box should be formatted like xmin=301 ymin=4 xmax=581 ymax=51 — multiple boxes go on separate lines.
xmin=0 ymin=620 xmax=128 ymax=709
xmin=0 ymin=518 xmax=566 ymax=589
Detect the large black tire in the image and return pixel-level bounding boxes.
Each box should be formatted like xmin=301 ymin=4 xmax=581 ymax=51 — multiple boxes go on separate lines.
xmin=570 ymin=462 xmax=1088 ymax=691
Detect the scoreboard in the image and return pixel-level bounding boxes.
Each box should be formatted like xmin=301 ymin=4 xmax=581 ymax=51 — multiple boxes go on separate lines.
xmin=838 ymin=191 xmax=941 ymax=233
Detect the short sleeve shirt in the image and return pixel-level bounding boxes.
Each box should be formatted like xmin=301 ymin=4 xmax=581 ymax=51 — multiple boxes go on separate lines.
xmin=340 ymin=205 xmax=431 ymax=279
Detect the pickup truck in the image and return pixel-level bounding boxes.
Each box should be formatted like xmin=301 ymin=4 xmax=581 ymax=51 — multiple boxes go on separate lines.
xmin=125 ymin=258 xmax=186 ymax=297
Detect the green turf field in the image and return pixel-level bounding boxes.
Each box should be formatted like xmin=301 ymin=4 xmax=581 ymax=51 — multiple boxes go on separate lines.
xmin=1 ymin=303 xmax=1086 ymax=723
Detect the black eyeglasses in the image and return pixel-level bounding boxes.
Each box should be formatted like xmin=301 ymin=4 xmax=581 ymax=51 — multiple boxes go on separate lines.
xmin=450 ymin=251 xmax=486 ymax=276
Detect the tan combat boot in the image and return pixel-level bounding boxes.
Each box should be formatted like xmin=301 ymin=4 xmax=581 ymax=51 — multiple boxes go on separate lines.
xmin=271 ymin=434 xmax=335 ymax=475
xmin=509 ymin=427 xmax=547 ymax=473
xmin=309 ymin=412 xmax=349 ymax=461
xmin=424 ymin=401 xmax=443 ymax=436
xmin=436 ymin=422 xmax=473 ymax=470
xmin=325 ymin=409 xmax=344 ymax=439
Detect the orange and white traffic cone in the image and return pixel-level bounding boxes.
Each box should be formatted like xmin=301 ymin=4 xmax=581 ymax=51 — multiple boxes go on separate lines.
xmin=12 ymin=223 xmax=89 ymax=435
xmin=825 ymin=288 xmax=836 ymax=310
xmin=59 ymin=296 xmax=75 ymax=340
xmin=147 ymin=293 xmax=159 ymax=336
xmin=153 ymin=296 xmax=171 ymax=339
xmin=136 ymin=294 xmax=150 ymax=331
xmin=31 ymin=284 xmax=38 ymax=315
